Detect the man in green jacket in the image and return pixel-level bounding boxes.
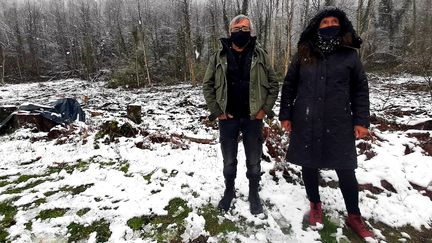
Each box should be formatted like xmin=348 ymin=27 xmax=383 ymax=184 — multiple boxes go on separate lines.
xmin=202 ymin=15 xmax=279 ymax=215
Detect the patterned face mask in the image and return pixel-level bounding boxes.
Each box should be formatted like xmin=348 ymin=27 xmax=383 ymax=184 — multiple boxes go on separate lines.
xmin=316 ymin=26 xmax=342 ymax=55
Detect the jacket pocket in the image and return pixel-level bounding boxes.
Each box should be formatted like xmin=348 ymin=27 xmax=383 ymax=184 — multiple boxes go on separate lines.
xmin=215 ymin=64 xmax=223 ymax=89
xmin=257 ymin=62 xmax=269 ymax=87
xmin=215 ymin=64 xmax=225 ymax=103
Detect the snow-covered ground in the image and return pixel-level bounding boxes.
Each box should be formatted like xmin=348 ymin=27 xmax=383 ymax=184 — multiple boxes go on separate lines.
xmin=0 ymin=75 xmax=431 ymax=242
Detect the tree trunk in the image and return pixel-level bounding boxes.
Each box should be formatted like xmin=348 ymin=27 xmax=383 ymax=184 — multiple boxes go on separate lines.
xmin=135 ymin=40 xmax=140 ymax=87
xmin=270 ymin=0 xmax=280 ymax=69
xmin=357 ymin=0 xmax=364 ymax=34
xmin=241 ymin=0 xmax=249 ymax=15
xmin=182 ymin=0 xmax=196 ymax=86
xmin=141 ymin=32 xmax=152 ymax=86
xmin=358 ymin=0 xmax=375 ymax=61
xmin=127 ymin=104 xmax=142 ymax=124
xmin=284 ymin=0 xmax=295 ymax=74
xmin=412 ymin=0 xmax=416 ymax=51
xmin=325 ymin=0 xmax=335 ymax=6
xmin=0 ymin=44 xmax=5 ymax=84
xmin=221 ymin=0 xmax=230 ymax=36
xmin=301 ymin=0 xmax=310 ymax=29
xmin=137 ymin=0 xmax=151 ymax=87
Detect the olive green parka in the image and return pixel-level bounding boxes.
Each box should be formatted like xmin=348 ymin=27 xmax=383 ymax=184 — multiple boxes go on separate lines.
xmin=202 ymin=38 xmax=279 ymax=121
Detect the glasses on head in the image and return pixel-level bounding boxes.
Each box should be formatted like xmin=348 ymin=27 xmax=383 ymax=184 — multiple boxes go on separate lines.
xmin=231 ymin=26 xmax=251 ymax=33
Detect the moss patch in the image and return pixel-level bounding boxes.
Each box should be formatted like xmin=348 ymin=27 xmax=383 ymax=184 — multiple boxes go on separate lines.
xmin=77 ymin=208 xmax=91 ymax=217
xmin=0 ymin=175 xmax=12 ymax=180
xmin=127 ymin=198 xmax=192 ymax=242
xmin=127 ymin=215 xmax=154 ymax=230
xmin=319 ymin=214 xmax=339 ymax=243
xmin=25 ymin=221 xmax=32 ymax=230
xmin=44 ymin=190 xmax=60 ymax=197
xmin=67 ymin=219 xmax=112 ymax=243
xmin=3 ymin=179 xmax=46 ymax=194
xmin=119 ymin=162 xmax=130 ymax=174
xmin=47 ymin=159 xmax=90 ymax=174
xmin=95 ymin=120 xmax=138 ymax=143
xmin=37 ymin=208 xmax=69 ymax=220
xmin=16 ymin=174 xmax=42 ymax=184
xmin=198 ymin=204 xmax=238 ymax=236
xmin=143 ymin=169 xmax=157 ymax=183
xmin=21 ymin=198 xmax=47 ymax=209
xmin=0 ymin=199 xmax=18 ymax=242
xmin=0 ymin=180 xmax=10 ymax=188
xmin=59 ymin=183 xmax=94 ymax=195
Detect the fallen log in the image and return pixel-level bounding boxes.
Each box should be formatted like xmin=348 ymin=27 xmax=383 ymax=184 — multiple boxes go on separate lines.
xmin=171 ymin=133 xmax=215 ymax=145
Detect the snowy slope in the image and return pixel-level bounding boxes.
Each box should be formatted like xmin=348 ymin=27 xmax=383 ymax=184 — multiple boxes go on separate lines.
xmin=0 ymin=75 xmax=431 ymax=242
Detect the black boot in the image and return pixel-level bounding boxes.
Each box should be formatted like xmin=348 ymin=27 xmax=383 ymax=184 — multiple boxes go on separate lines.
xmin=218 ymin=179 xmax=235 ymax=212
xmin=248 ymin=179 xmax=263 ymax=215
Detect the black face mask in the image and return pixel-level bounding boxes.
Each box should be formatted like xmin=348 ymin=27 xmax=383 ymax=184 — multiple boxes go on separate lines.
xmin=230 ymin=30 xmax=251 ymax=48
xmin=318 ymin=26 xmax=341 ymax=40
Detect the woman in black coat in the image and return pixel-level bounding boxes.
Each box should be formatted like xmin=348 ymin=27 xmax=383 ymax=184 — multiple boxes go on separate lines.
xmin=279 ymin=8 xmax=374 ymax=239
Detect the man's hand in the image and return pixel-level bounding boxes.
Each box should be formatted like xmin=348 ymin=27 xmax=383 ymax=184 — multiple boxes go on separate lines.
xmin=281 ymin=120 xmax=292 ymax=132
xmin=218 ymin=113 xmax=228 ymax=120
xmin=354 ymin=125 xmax=369 ymax=139
xmin=255 ymin=110 xmax=266 ymax=120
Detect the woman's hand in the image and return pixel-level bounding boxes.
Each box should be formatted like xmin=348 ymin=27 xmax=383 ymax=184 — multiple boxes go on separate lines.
xmin=354 ymin=125 xmax=369 ymax=139
xmin=281 ymin=120 xmax=292 ymax=132
xmin=255 ymin=110 xmax=266 ymax=120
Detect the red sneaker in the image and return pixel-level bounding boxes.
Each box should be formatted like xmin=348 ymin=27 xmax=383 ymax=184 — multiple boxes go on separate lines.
xmin=309 ymin=202 xmax=323 ymax=228
xmin=346 ymin=214 xmax=374 ymax=239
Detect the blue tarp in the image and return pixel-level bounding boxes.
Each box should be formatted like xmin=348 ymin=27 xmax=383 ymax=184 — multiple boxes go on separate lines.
xmin=0 ymin=98 xmax=85 ymax=134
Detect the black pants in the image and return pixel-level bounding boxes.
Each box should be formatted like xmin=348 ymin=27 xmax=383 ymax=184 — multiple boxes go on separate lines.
xmin=219 ymin=118 xmax=263 ymax=181
xmin=302 ymin=166 xmax=361 ymax=215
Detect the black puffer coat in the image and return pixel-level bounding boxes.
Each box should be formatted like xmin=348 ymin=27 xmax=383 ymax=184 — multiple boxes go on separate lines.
xmin=279 ymin=8 xmax=370 ymax=169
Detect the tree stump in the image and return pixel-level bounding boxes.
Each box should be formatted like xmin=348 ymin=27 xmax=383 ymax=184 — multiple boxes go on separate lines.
xmin=13 ymin=112 xmax=57 ymax=132
xmin=0 ymin=105 xmax=18 ymax=123
xmin=127 ymin=104 xmax=142 ymax=124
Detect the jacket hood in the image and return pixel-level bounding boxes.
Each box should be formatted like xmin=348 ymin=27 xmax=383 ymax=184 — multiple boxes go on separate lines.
xmin=299 ymin=7 xmax=362 ymax=50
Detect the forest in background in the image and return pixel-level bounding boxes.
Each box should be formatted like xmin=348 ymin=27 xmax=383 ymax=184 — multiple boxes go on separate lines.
xmin=0 ymin=0 xmax=431 ymax=87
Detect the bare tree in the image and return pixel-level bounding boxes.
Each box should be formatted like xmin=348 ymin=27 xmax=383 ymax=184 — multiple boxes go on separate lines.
xmin=206 ymin=1 xmax=221 ymax=51
xmin=0 ymin=42 xmax=4 ymax=85
xmin=411 ymin=0 xmax=416 ymax=50
xmin=241 ymin=0 xmax=249 ymax=14
xmin=136 ymin=0 xmax=152 ymax=86
xmin=417 ymin=0 xmax=432 ymax=100
xmin=180 ymin=0 xmax=197 ymax=85
xmin=284 ymin=0 xmax=295 ymax=74
xmin=0 ymin=0 xmax=429 ymax=86
xmin=234 ymin=0 xmax=249 ymax=15
xmin=24 ymin=0 xmax=42 ymax=77
xmin=301 ymin=0 xmax=311 ymax=29
xmin=221 ymin=0 xmax=231 ymax=36
xmin=325 ymin=0 xmax=336 ymax=6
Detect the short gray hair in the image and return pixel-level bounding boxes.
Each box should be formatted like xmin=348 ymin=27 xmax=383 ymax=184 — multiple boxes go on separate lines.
xmin=229 ymin=14 xmax=255 ymax=36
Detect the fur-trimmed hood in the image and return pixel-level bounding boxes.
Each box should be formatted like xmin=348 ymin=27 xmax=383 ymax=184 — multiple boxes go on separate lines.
xmin=298 ymin=7 xmax=362 ymax=61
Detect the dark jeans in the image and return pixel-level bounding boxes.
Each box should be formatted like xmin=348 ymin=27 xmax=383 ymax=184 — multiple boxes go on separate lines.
xmin=302 ymin=166 xmax=361 ymax=215
xmin=219 ymin=118 xmax=263 ymax=181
